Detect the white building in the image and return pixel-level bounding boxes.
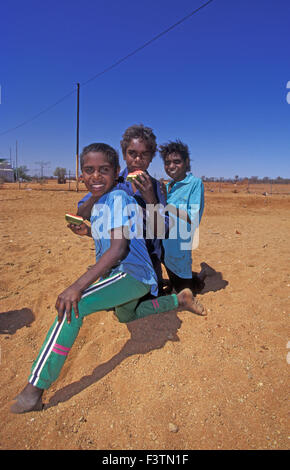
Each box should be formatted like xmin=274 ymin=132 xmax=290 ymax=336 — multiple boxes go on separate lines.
xmin=0 ymin=161 xmax=14 ymax=182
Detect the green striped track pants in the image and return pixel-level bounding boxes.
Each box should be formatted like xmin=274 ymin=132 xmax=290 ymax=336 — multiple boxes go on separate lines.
xmin=29 ymin=272 xmax=178 ymax=389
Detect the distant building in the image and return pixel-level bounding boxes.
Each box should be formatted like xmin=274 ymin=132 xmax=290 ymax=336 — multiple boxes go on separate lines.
xmin=0 ymin=161 xmax=14 ymax=182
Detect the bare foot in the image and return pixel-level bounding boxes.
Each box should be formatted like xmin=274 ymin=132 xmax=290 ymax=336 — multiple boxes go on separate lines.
xmin=177 ymin=288 xmax=206 ymax=316
xmin=10 ymin=383 xmax=44 ymax=414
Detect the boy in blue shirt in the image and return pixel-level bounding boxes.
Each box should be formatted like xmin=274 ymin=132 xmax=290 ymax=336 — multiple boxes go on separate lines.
xmin=11 ymin=142 xmax=205 ymax=414
xmin=159 ymin=139 xmax=210 ymax=294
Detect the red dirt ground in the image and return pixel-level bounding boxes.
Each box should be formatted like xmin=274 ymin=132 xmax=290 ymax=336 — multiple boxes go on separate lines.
xmin=0 ymin=188 xmax=289 ymax=450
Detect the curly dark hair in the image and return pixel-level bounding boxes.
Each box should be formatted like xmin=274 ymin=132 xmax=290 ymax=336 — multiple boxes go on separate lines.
xmin=80 ymin=143 xmax=119 ymax=170
xmin=159 ymin=139 xmax=191 ymax=171
xmin=120 ymin=124 xmax=157 ymax=157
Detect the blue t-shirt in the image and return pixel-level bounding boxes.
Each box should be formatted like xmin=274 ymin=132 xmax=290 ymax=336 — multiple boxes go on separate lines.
xmin=162 ymin=173 xmax=204 ymax=279
xmin=90 ymin=188 xmax=158 ymax=296
xmin=78 ymin=168 xmax=169 ymax=284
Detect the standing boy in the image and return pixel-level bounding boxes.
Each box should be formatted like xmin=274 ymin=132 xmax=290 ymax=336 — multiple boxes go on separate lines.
xmin=159 ymin=139 xmax=209 ymax=293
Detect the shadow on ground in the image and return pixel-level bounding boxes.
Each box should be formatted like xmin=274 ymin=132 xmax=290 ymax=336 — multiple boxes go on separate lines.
xmin=199 ymin=262 xmax=229 ymax=294
xmin=45 ymin=311 xmax=182 ymax=409
xmin=0 ymin=308 xmax=35 ymax=335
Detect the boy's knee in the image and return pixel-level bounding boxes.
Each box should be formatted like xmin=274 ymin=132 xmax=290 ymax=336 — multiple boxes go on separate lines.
xmin=114 ymin=309 xmax=136 ymax=324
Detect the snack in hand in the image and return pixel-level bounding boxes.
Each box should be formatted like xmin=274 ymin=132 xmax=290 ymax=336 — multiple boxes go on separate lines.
xmin=126 ymin=170 xmax=144 ymax=182
xmin=65 ymin=213 xmax=84 ymax=225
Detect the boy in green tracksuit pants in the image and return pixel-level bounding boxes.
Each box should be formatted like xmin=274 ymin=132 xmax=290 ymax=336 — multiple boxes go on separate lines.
xmin=11 ymin=142 xmax=205 ymax=414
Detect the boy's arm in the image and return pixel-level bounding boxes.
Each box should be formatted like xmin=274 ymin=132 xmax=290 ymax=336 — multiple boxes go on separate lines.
xmin=133 ymin=173 xmax=170 ymax=238
xmin=77 ymin=194 xmax=98 ymax=220
xmin=166 ymin=205 xmax=191 ymax=224
xmin=188 ymin=179 xmax=204 ymax=224
xmin=68 ymin=193 xmax=96 ymax=236
xmin=55 ymin=227 xmax=129 ymax=324
xmin=167 ymin=179 xmax=204 ymax=225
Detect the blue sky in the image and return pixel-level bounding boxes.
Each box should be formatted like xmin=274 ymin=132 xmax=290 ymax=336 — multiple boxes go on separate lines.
xmin=1 ymin=0 xmax=289 ymax=179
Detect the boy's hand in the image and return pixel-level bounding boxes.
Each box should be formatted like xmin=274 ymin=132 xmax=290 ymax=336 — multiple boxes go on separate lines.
xmin=55 ymin=285 xmax=82 ymax=324
xmin=133 ymin=172 xmax=157 ymax=204
xmin=67 ymin=222 xmax=91 ymax=237
xmin=159 ymin=179 xmax=167 ymax=198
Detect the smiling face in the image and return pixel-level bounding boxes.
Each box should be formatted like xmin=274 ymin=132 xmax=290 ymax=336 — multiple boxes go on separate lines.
xmin=81 ymin=151 xmax=120 ymax=199
xmin=123 ymin=138 xmax=153 ymax=173
xmin=163 ymin=152 xmax=189 ymax=182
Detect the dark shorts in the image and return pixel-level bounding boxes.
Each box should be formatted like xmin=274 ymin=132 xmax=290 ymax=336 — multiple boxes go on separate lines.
xmin=165 ymin=266 xmax=205 ymax=295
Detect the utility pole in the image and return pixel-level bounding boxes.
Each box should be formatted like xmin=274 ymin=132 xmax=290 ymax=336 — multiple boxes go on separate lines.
xmin=76 ymin=83 xmax=80 ymax=192
xmin=15 ymin=140 xmax=18 ymax=181
xmin=35 ymin=161 xmax=50 ymax=179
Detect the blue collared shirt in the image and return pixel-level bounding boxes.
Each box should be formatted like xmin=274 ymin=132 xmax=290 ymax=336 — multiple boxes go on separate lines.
xmin=162 ymin=173 xmax=204 ymax=278
xmin=91 ymin=188 xmax=158 ymax=296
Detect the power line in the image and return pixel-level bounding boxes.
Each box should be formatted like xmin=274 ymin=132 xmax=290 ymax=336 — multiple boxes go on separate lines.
xmin=0 ymin=0 xmax=215 ymax=137
xmin=81 ymin=0 xmax=215 ymax=86
xmin=0 ymin=90 xmax=75 ymax=137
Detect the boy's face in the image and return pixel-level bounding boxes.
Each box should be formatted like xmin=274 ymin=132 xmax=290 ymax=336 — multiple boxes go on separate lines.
xmin=81 ymin=151 xmax=119 ymax=198
xmin=123 ymin=138 xmax=153 ymax=173
xmin=164 ymin=153 xmax=188 ymax=182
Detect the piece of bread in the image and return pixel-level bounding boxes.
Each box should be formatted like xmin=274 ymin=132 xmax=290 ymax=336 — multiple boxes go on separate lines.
xmin=65 ymin=213 xmax=84 ymax=225
xmin=126 ymin=170 xmax=144 ymax=182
